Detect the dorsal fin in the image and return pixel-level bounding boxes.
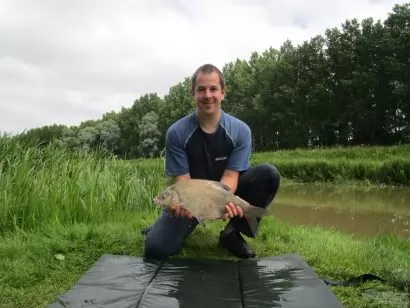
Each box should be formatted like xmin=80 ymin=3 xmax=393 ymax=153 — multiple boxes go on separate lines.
xmin=213 ymin=181 xmax=231 ymax=191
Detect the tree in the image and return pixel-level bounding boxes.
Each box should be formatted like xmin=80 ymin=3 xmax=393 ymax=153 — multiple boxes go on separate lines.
xmin=96 ymin=119 xmax=121 ymax=155
xmin=77 ymin=126 xmax=99 ymax=152
xmin=138 ymin=111 xmax=161 ymax=158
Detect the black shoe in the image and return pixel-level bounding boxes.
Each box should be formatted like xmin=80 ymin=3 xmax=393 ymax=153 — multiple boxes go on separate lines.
xmin=218 ymin=229 xmax=256 ymax=259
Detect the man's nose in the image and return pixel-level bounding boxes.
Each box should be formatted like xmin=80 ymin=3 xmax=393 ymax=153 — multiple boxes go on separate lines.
xmin=204 ymin=89 xmax=212 ymax=97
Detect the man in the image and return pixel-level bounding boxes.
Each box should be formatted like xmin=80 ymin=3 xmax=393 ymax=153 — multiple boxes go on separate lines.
xmin=143 ymin=63 xmax=280 ymax=259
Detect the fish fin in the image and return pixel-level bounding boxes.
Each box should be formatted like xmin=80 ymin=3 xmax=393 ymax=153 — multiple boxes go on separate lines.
xmin=244 ymin=205 xmax=267 ymax=218
xmin=214 ymin=181 xmax=231 ymax=191
xmin=243 ymin=206 xmax=266 ymax=237
xmin=245 ymin=215 xmax=259 ymax=237
xmin=195 ymin=217 xmax=207 ymax=229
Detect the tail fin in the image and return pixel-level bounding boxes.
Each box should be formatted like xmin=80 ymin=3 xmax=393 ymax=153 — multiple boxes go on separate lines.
xmin=244 ymin=205 xmax=267 ymax=218
xmin=234 ymin=195 xmax=267 ymax=237
xmin=234 ymin=195 xmax=267 ymax=218
xmin=244 ymin=206 xmax=266 ymax=237
xmin=245 ymin=215 xmax=259 ymax=238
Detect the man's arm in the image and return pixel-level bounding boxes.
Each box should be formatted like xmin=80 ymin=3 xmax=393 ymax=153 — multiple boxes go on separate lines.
xmin=226 ymin=123 xmax=252 ymax=173
xmin=220 ymin=169 xmax=240 ymax=193
xmin=219 ymin=122 xmax=252 ymax=220
xmin=165 ymin=125 xmax=190 ymax=177
xmin=221 ymin=122 xmax=252 ymax=193
xmin=171 ymin=173 xmax=191 ymax=183
xmin=219 ymin=169 xmax=243 ymax=220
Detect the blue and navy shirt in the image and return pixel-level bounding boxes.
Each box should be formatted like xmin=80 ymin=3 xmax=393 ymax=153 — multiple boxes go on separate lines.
xmin=165 ymin=110 xmax=252 ymax=181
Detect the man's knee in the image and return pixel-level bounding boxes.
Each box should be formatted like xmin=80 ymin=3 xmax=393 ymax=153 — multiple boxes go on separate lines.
xmin=259 ymin=163 xmax=281 ymax=191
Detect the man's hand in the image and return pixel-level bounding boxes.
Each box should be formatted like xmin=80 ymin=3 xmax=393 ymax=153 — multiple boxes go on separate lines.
xmin=222 ymin=202 xmax=244 ymax=221
xmin=168 ymin=202 xmax=193 ymax=219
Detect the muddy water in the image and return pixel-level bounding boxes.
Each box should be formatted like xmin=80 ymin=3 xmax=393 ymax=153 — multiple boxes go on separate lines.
xmin=269 ymin=183 xmax=410 ymax=238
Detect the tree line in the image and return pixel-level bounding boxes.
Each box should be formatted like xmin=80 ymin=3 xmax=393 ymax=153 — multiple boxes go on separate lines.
xmin=9 ymin=3 xmax=410 ymax=157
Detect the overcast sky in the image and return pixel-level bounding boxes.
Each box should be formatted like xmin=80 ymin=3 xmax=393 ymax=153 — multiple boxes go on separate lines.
xmin=0 ymin=0 xmax=406 ymax=134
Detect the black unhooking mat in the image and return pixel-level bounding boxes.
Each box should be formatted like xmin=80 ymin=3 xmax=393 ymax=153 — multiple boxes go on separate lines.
xmin=47 ymin=253 xmax=344 ymax=308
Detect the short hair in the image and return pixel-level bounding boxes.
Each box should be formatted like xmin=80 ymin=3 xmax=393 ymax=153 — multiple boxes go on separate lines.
xmin=190 ymin=63 xmax=225 ymax=95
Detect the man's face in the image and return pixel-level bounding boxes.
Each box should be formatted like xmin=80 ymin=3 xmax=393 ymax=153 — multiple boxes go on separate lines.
xmin=193 ymin=71 xmax=225 ymax=116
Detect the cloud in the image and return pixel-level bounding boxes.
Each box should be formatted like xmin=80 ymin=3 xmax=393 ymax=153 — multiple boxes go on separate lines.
xmin=0 ymin=0 xmax=406 ymax=133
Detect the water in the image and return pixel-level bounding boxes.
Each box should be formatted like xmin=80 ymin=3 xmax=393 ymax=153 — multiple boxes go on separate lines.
xmin=270 ymin=182 xmax=410 ymax=238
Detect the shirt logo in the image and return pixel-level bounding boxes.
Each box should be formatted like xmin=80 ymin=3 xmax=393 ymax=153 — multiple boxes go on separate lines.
xmin=215 ymin=156 xmax=227 ymax=161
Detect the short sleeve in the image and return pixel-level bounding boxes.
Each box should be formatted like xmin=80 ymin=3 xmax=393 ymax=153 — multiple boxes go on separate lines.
xmin=226 ymin=123 xmax=251 ymax=171
xmin=165 ymin=126 xmax=189 ymax=176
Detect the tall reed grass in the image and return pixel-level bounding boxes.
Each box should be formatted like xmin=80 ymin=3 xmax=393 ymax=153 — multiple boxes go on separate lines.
xmin=0 ymin=137 xmax=165 ymax=234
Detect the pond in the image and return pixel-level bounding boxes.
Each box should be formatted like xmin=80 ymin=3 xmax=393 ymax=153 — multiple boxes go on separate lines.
xmin=269 ymin=182 xmax=410 ymax=239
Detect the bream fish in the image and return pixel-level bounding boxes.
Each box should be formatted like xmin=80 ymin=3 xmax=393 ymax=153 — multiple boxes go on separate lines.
xmin=152 ymin=179 xmax=266 ymax=235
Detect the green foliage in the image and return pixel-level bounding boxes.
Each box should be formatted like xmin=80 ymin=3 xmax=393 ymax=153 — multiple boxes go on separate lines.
xmin=252 ymin=145 xmax=410 ymax=185
xmin=56 ymin=119 xmax=121 ymax=155
xmin=15 ymin=124 xmax=67 ymax=146
xmin=0 ymin=137 xmax=165 ymax=234
xmin=116 ymin=93 xmax=165 ymax=158
xmin=138 ymin=111 xmax=161 ymax=158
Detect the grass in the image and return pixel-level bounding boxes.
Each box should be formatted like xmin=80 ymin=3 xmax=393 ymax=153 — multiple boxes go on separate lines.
xmin=0 ymin=137 xmax=409 ymax=307
xmin=252 ymin=144 xmax=410 ymax=186
xmin=255 ymin=144 xmax=410 ymax=161
xmin=0 ymin=214 xmax=409 ymax=308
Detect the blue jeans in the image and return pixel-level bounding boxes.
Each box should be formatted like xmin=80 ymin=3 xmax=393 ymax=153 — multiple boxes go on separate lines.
xmin=143 ymin=164 xmax=281 ymax=259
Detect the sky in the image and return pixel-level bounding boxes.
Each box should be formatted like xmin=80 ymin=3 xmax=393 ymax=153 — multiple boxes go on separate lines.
xmin=0 ymin=0 xmax=406 ymax=134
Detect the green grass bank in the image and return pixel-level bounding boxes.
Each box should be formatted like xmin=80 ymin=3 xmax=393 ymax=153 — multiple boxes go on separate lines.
xmin=0 ymin=138 xmax=409 ymax=307
xmin=253 ymin=145 xmax=410 ymax=186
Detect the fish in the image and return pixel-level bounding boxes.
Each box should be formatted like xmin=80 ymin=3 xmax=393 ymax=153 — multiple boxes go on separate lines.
xmin=152 ymin=179 xmax=267 ymax=235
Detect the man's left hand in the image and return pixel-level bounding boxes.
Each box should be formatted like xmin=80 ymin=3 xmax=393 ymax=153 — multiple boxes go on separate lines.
xmin=222 ymin=202 xmax=244 ymax=221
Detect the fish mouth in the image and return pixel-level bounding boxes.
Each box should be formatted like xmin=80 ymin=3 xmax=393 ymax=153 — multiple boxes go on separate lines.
xmin=152 ymin=197 xmax=159 ymax=204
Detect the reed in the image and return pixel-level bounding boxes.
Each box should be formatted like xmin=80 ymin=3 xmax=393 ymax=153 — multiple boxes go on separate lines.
xmin=0 ymin=137 xmax=165 ymax=234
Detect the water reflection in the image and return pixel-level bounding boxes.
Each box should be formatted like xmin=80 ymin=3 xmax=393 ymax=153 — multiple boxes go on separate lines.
xmin=141 ymin=257 xmax=343 ymax=308
xmin=141 ymin=258 xmax=242 ymax=308
xmin=270 ymin=183 xmax=410 ymax=238
xmin=240 ymin=255 xmax=343 ymax=307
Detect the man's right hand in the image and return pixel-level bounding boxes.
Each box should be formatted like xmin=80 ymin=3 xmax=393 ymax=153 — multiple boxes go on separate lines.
xmin=168 ymin=203 xmax=193 ymax=219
